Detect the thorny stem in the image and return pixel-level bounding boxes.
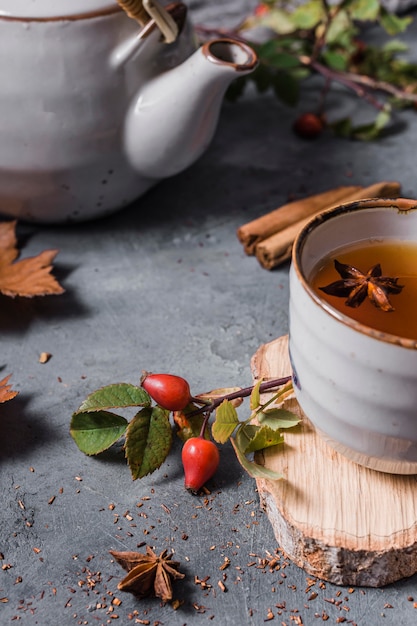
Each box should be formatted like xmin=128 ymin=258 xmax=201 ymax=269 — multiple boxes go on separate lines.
xmin=299 ymin=55 xmax=386 ymax=110
xmin=252 ymin=380 xmax=293 ymax=418
xmin=311 ymin=0 xmax=333 ymax=62
xmin=337 ymin=69 xmax=417 ymax=103
xmin=199 ymin=411 xmax=212 ymax=439
xmin=301 ymin=55 xmax=417 ymax=108
xmin=191 ymin=375 xmax=292 ymax=422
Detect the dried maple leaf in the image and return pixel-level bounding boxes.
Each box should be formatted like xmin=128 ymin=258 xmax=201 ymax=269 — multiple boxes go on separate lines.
xmin=0 ymin=220 xmax=64 ymax=297
xmin=0 ymin=374 xmax=18 ymax=403
xmin=110 ymin=546 xmax=185 ymax=602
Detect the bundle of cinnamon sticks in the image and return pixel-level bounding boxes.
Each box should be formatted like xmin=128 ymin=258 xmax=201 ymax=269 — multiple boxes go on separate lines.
xmin=237 ymin=181 xmax=401 ymax=270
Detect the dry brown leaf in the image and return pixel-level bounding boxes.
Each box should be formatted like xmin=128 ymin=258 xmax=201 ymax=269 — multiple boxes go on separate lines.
xmin=110 ymin=546 xmax=185 ymax=602
xmin=0 ymin=374 xmax=18 ymax=403
xmin=0 ymin=220 xmax=64 ymax=297
xmin=196 ymin=387 xmax=244 ymax=409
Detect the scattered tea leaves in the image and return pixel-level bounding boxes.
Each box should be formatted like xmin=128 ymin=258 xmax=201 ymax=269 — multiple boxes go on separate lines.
xmin=39 ymin=352 xmax=52 ymax=364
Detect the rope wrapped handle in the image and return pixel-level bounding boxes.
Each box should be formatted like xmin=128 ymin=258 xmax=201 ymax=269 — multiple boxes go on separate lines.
xmin=116 ymin=0 xmax=149 ymax=25
xmin=116 ymin=0 xmax=179 ymax=42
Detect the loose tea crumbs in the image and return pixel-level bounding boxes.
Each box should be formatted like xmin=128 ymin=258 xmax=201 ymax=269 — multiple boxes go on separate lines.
xmin=265 ymin=607 xmax=274 ymax=620
xmin=219 ymin=557 xmax=230 ymax=571
xmin=39 ymin=352 xmax=52 ymax=364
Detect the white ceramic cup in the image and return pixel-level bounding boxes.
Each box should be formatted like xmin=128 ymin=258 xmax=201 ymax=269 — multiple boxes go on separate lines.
xmin=289 ymin=197 xmax=417 ymax=474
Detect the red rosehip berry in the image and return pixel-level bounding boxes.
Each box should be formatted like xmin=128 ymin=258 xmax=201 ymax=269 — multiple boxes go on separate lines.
xmin=254 ymin=3 xmax=270 ymax=16
xmin=182 ymin=437 xmax=220 ymax=493
xmin=293 ymin=112 xmax=324 ymax=139
xmin=141 ymin=373 xmax=191 ymax=411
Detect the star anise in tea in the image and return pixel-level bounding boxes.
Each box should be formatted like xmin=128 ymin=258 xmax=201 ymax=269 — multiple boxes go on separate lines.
xmin=319 ymin=259 xmax=404 ymax=311
xmin=110 ymin=546 xmax=185 ymax=602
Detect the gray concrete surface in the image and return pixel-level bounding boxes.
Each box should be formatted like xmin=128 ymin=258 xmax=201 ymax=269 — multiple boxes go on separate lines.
xmin=1 ymin=2 xmax=417 ymax=625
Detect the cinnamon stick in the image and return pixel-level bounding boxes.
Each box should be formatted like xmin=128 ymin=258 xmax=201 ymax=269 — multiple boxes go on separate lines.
xmin=255 ymin=181 xmax=401 ymax=270
xmin=237 ymin=186 xmax=363 ymax=255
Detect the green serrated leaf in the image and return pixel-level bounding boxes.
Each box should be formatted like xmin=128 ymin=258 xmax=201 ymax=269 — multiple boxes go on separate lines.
xmin=257 ymin=408 xmax=301 ymax=430
xmin=291 ymin=67 xmax=311 ymax=82
xmin=382 ymin=39 xmax=409 ymax=54
xmin=230 ymin=437 xmax=283 ymax=480
xmin=125 ymin=406 xmax=172 ymax=480
xmin=244 ymin=424 xmax=284 ymax=454
xmin=76 ymin=383 xmax=151 ymax=414
xmin=290 ymin=0 xmax=325 ymax=30
xmin=330 ymin=116 xmax=354 ymax=138
xmin=212 ymin=400 xmax=239 ymax=444
xmin=380 ymin=8 xmax=413 ymax=36
xmin=250 ymin=63 xmax=274 ymax=93
xmin=272 ymin=71 xmax=300 ymax=107
xmin=235 ymin=424 xmax=258 ymax=453
xmin=260 ymin=48 xmax=300 ymax=70
xmin=70 ymin=411 xmax=128 ymax=455
xmin=352 ymin=106 xmax=392 ymax=140
xmin=322 ymin=50 xmax=348 ymax=72
xmin=347 ymin=0 xmax=380 ymax=22
xmin=257 ymin=9 xmax=298 ymax=35
xmin=250 ymin=379 xmax=262 ymax=411
xmin=325 ymin=10 xmax=356 ymax=45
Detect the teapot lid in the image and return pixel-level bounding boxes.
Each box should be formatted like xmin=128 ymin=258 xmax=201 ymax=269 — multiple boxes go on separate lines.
xmin=0 ymin=0 xmax=118 ymax=18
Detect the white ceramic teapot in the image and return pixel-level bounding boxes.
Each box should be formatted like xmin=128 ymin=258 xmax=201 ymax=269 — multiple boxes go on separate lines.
xmin=0 ymin=0 xmax=257 ymax=222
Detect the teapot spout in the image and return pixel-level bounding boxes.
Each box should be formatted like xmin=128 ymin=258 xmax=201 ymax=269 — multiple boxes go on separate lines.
xmin=124 ymin=38 xmax=258 ymax=179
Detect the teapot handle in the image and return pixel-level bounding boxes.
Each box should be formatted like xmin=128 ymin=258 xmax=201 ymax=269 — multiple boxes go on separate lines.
xmin=115 ymin=0 xmax=150 ymax=26
xmin=116 ymin=0 xmax=179 ymax=42
xmin=110 ymin=2 xmax=187 ymax=69
xmin=142 ymin=0 xmax=179 ymax=43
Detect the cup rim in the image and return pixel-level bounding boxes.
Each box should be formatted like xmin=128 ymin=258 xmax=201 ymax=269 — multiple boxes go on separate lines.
xmin=292 ymin=196 xmax=417 ymax=350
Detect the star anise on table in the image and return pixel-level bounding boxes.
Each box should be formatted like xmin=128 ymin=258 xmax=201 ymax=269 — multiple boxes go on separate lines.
xmin=110 ymin=546 xmax=185 ymax=602
xmin=319 ymin=259 xmax=404 ymax=311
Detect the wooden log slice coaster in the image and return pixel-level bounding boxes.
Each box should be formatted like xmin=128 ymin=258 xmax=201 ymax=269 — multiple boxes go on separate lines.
xmin=251 ymin=335 xmax=417 ymax=587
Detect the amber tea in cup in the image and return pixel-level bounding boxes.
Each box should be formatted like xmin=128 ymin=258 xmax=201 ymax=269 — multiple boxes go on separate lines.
xmin=289 ymin=197 xmax=417 ymax=474
xmin=310 ymin=239 xmax=417 ymax=340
